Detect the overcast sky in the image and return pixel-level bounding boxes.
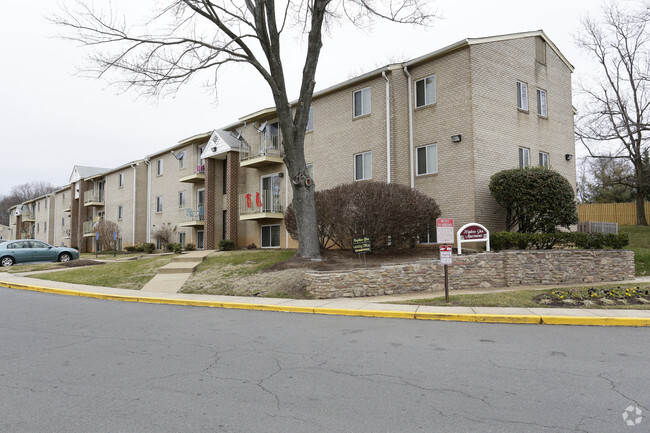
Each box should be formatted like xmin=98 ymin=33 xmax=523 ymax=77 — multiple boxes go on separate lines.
xmin=0 ymin=0 xmax=611 ymax=197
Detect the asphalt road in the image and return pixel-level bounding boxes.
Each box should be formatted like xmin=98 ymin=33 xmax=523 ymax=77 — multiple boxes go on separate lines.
xmin=0 ymin=287 xmax=648 ymax=433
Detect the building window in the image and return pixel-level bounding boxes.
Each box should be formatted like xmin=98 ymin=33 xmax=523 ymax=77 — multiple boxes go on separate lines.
xmin=539 ymin=152 xmax=549 ymax=169
xmin=178 ymin=191 xmax=186 ymax=208
xmin=418 ymin=222 xmax=437 ymax=245
xmin=353 ymin=87 xmax=371 ymax=118
xmin=156 ymin=196 xmax=163 ymax=213
xmin=45 ymin=199 xmax=48 ymax=210
xmin=62 ymin=192 xmax=66 ymax=202
xmin=118 ymin=173 xmax=124 ymax=187
xmin=306 ymin=106 xmax=314 ymax=132
xmin=44 ymin=222 xmax=47 ymax=233
xmin=519 ymin=147 xmax=530 ymax=169
xmin=415 ymin=75 xmax=436 ymax=108
xmin=61 ymin=218 xmax=65 ymax=227
xmin=416 ymin=144 xmax=438 ymax=175
xmin=155 ymin=238 xmax=162 ymax=250
xmin=37 ymin=223 xmax=40 ymax=233
xmin=516 ymin=81 xmax=528 ymax=111
xmin=179 ymin=232 xmax=186 ymax=248
xmin=157 ymin=159 xmax=164 ymax=176
xmin=537 ymin=88 xmax=547 ymax=117
xmin=354 ymin=151 xmax=372 ymax=181
xmin=261 ymin=225 xmax=281 ymax=248
xmin=223 ymin=159 xmax=228 ymax=194
xmin=118 ymin=205 xmax=124 ymax=220
xmin=37 ymin=202 xmax=40 ymax=211
xmin=222 ymin=210 xmax=227 ymax=240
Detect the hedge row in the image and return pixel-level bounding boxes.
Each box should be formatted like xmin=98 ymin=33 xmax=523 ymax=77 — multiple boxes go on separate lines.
xmin=490 ymin=231 xmax=629 ymax=251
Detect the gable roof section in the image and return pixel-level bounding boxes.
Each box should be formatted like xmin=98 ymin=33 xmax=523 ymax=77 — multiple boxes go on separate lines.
xmin=69 ymin=166 xmax=110 ymax=183
xmin=201 ymin=129 xmax=241 ymax=160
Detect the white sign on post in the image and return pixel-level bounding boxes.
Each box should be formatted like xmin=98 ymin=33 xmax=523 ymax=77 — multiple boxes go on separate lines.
xmin=436 ymin=218 xmax=454 ymax=244
xmin=439 ymin=245 xmax=453 ymax=265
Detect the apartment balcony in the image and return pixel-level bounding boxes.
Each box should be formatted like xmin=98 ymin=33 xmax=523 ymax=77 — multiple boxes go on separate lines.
xmin=178 ymin=207 xmax=205 ymax=227
xmin=20 ymin=209 xmax=35 ymax=222
xmin=179 ymin=165 xmax=206 ymax=183
xmin=84 ymin=190 xmax=105 ymax=207
xmin=240 ymin=135 xmax=283 ymax=168
xmin=82 ymin=221 xmax=96 ymax=237
xmin=239 ymin=191 xmax=283 ymax=220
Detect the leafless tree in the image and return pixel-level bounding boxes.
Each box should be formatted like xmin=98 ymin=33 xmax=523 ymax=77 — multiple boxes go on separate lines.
xmin=0 ymin=181 xmax=57 ymax=225
xmin=96 ymin=220 xmax=121 ymax=251
xmin=575 ymin=1 xmax=650 ymax=225
xmin=53 ymin=0 xmax=436 ymax=258
xmin=151 ymin=222 xmax=177 ymax=248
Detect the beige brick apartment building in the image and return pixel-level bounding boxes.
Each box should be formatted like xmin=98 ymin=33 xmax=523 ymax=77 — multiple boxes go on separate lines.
xmin=7 ymin=31 xmax=576 ymax=252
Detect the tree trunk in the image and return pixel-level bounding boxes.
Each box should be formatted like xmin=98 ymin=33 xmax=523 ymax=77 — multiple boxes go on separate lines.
xmin=635 ymin=161 xmax=648 ymax=226
xmin=636 ymin=189 xmax=648 ymax=226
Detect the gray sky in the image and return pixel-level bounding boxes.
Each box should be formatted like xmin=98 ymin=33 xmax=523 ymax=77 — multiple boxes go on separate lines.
xmin=0 ymin=0 xmax=607 ymax=197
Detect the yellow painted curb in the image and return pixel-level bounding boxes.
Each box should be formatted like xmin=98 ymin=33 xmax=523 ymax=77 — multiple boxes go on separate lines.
xmin=1 ymin=281 xmax=648 ymax=326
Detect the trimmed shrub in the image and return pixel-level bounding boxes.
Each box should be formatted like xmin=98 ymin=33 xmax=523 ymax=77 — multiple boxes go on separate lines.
xmin=143 ymin=243 xmax=156 ymax=254
xmin=166 ymin=243 xmax=182 ymax=253
xmin=285 ymin=181 xmax=441 ymax=250
xmin=219 ymin=239 xmax=235 ymax=251
xmin=489 ymin=167 xmax=579 ymax=233
xmin=184 ymin=243 xmax=196 ymax=251
xmin=490 ymin=231 xmax=629 ymax=250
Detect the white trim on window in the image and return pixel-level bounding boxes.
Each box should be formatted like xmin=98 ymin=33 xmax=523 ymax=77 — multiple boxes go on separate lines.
xmin=118 ymin=205 xmax=124 ymax=220
xmin=118 ymin=173 xmax=124 ymax=187
xmin=156 ymin=159 xmax=164 ymax=176
xmin=354 ymin=151 xmax=372 ymax=181
xmin=537 ymin=88 xmax=547 ymax=117
xmin=519 ymin=147 xmax=530 ymax=169
xmin=415 ymin=75 xmax=436 ymax=108
xmin=178 ymin=191 xmax=186 ymax=208
xmin=539 ymin=151 xmax=549 ymax=169
xmin=416 ymin=143 xmax=438 ymax=175
xmin=516 ymin=81 xmax=528 ymax=111
xmin=353 ymin=87 xmax=371 ymax=118
xmin=261 ymin=224 xmax=281 ymax=248
xmin=155 ymin=196 xmax=163 ymax=213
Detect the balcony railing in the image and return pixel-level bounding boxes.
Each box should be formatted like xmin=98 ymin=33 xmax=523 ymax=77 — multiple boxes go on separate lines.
xmin=83 ymin=220 xmax=96 ymax=236
xmin=178 ymin=206 xmax=205 ymax=227
xmin=239 ymin=191 xmax=283 ymax=219
xmin=84 ymin=190 xmax=105 ymax=206
xmin=240 ymin=133 xmax=283 ymax=167
xmin=19 ymin=208 xmax=34 ymax=222
xmin=179 ymin=165 xmax=206 ymax=183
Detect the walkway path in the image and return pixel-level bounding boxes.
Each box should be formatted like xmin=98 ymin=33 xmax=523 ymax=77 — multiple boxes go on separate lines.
xmin=140 ymin=250 xmax=213 ymax=293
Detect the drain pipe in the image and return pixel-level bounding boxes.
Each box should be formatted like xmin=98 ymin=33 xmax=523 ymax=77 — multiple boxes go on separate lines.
xmin=130 ymin=163 xmax=138 ymax=245
xmin=403 ymin=66 xmax=415 ymax=189
xmin=144 ymin=158 xmax=151 ymax=242
xmin=382 ymin=71 xmax=391 ymax=183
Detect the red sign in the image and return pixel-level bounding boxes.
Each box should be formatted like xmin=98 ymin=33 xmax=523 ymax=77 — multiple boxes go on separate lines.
xmin=439 ymin=245 xmax=452 ymax=265
xmin=436 ymin=218 xmax=454 ymax=244
xmin=460 ymin=225 xmax=487 ymax=240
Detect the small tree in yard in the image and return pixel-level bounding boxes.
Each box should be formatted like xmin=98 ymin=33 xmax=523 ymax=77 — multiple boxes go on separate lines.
xmin=489 ymin=167 xmax=579 ymax=233
xmin=285 ymin=181 xmax=441 ymax=250
xmin=96 ymin=220 xmax=121 ymax=251
xmin=152 ymin=223 xmax=176 ymax=249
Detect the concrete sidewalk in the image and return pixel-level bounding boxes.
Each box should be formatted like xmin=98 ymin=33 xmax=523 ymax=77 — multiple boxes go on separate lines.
xmin=0 ymin=271 xmax=649 ymax=326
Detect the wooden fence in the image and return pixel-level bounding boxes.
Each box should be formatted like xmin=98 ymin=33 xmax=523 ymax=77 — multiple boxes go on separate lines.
xmin=577 ymin=202 xmax=650 ymax=225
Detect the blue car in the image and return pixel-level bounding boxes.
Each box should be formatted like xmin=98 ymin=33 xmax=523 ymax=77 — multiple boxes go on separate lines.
xmin=0 ymin=240 xmax=80 ymax=267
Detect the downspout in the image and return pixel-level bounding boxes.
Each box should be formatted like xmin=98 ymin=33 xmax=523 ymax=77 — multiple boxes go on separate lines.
xmin=130 ymin=163 xmax=137 ymax=245
xmin=144 ymin=158 xmax=151 ymax=242
xmin=403 ymin=66 xmax=415 ymax=189
xmin=382 ymin=71 xmax=391 ymax=183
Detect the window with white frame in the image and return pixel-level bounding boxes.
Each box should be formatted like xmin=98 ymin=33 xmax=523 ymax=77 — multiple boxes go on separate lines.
xmin=179 ymin=232 xmax=186 ymax=248
xmin=415 ymin=75 xmax=436 ymax=108
xmin=156 ymin=196 xmax=163 ymax=213
xmin=537 ymin=88 xmax=547 ymax=117
xmin=418 ymin=222 xmax=437 ymax=244
xmin=44 ymin=222 xmax=47 ymax=232
xmin=354 ymin=151 xmax=372 ymax=181
xmin=306 ymin=106 xmax=314 ymax=132
xmin=516 ymin=81 xmax=528 ymax=111
xmin=261 ymin=225 xmax=281 ymax=248
xmin=416 ymin=144 xmax=438 ymax=175
xmin=118 ymin=205 xmax=123 ymax=220
xmin=178 ymin=191 xmax=186 ymax=208
xmin=539 ymin=152 xmax=549 ymax=169
xmin=118 ymin=173 xmax=124 ymax=187
xmin=519 ymin=147 xmax=530 ymax=169
xmin=353 ymin=87 xmax=371 ymax=118
xmin=157 ymin=159 xmax=163 ymax=176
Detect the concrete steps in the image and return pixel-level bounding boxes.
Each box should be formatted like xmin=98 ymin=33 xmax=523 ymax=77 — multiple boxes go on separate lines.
xmin=141 ymin=250 xmax=214 ymax=293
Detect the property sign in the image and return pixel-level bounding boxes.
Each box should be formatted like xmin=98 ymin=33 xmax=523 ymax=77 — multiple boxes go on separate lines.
xmin=456 ymin=222 xmax=490 ymax=255
xmin=95 ymin=232 xmax=99 ymax=240
xmin=439 ymin=245 xmax=453 ymax=265
xmin=352 ymin=236 xmax=371 ymax=254
xmin=436 ymin=218 xmax=454 ymax=244
xmin=113 ymin=231 xmax=117 ymax=240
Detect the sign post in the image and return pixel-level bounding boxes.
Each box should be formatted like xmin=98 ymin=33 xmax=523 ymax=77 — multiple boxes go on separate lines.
xmin=352 ymin=236 xmax=371 ymax=265
xmin=113 ymin=231 xmax=117 ymax=258
xmin=95 ymin=232 xmax=99 ymax=258
xmin=439 ymin=245 xmax=453 ymax=303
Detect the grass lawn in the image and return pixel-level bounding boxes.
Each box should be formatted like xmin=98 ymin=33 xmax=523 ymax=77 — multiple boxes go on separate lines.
xmin=181 ymin=249 xmax=301 ymax=297
xmin=0 ymin=263 xmax=67 ymax=274
xmin=32 ymin=256 xmax=173 ymax=290
xmin=401 ymin=284 xmax=650 ymax=309
xmin=620 ymin=225 xmax=650 ymax=276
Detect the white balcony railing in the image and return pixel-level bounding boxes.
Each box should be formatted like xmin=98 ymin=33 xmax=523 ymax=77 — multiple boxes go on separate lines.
xmin=240 ymin=131 xmax=282 ymax=162
xmin=180 ymin=206 xmax=205 ymax=222
xmin=239 ymin=191 xmax=283 ymax=215
xmin=84 ymin=190 xmax=105 ymax=204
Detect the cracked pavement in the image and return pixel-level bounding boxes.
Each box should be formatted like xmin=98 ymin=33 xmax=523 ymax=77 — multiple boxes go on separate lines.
xmin=0 ymin=286 xmax=648 ymax=432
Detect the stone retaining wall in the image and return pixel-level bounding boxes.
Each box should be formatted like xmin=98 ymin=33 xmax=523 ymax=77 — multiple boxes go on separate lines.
xmin=305 ymin=250 xmax=635 ymax=299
